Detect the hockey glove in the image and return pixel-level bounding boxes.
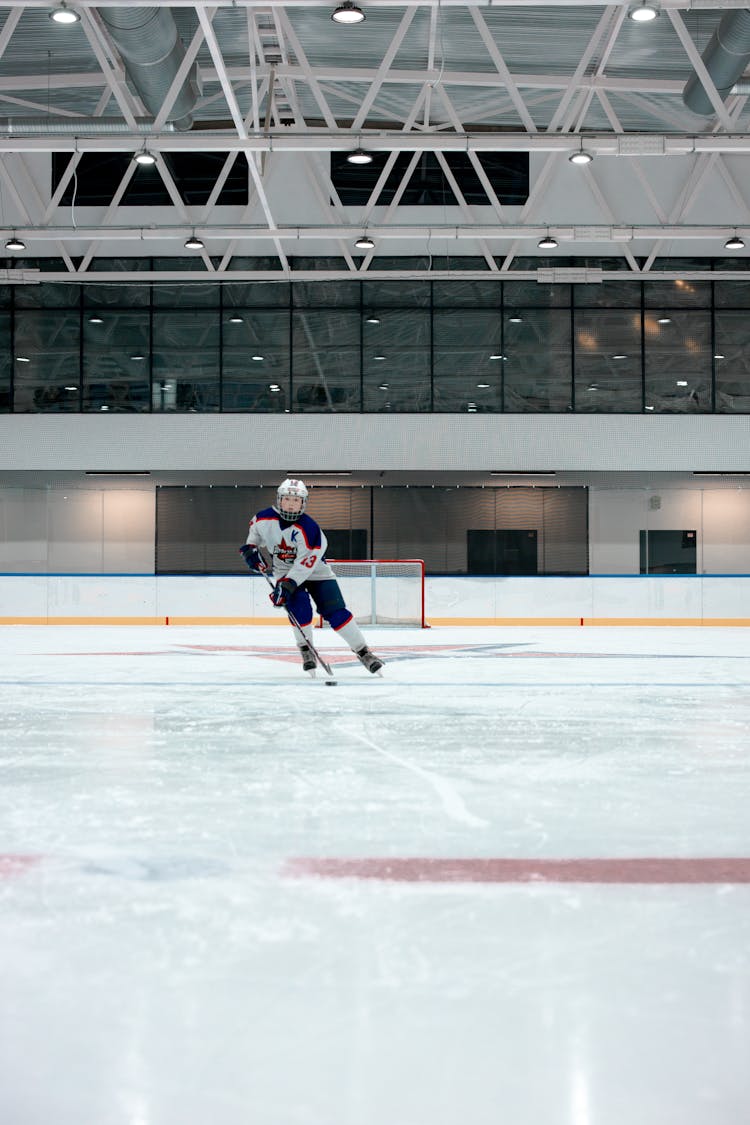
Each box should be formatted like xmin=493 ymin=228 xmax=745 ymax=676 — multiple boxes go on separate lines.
xmin=239 ymin=544 xmax=265 ymax=572
xmin=270 ymin=577 xmax=297 ymax=607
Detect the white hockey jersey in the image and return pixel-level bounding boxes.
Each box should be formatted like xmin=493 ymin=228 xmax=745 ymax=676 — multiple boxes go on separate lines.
xmin=245 ymin=507 xmax=336 ymax=585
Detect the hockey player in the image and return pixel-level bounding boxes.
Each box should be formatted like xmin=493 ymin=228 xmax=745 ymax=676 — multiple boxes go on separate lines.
xmin=240 ymin=477 xmax=384 ymax=677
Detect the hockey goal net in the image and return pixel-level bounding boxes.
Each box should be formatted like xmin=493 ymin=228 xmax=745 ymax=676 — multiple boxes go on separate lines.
xmin=319 ymin=559 xmax=426 ymax=628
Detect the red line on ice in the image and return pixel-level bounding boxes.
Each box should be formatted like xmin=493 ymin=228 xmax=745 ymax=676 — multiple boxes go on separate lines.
xmin=284 ymin=857 xmax=750 ymax=884
xmin=0 ymin=855 xmax=43 ymax=879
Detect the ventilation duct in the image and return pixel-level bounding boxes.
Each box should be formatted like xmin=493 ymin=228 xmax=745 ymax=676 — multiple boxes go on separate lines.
xmin=683 ymin=10 xmax=750 ymax=116
xmin=97 ymin=7 xmax=198 ymax=131
xmin=0 ymin=118 xmax=177 ymax=134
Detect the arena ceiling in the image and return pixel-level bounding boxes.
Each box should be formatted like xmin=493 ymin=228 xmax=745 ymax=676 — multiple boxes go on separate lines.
xmin=2 ymin=0 xmax=750 ymax=281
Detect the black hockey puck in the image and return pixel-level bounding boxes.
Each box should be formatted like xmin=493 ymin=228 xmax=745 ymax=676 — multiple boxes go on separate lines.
xmin=325 ymin=680 xmax=337 ymax=686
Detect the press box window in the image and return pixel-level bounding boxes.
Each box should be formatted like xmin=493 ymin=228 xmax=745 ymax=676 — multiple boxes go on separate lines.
xmin=467 ymin=530 xmax=538 ymax=575
xmin=639 ymin=530 xmax=697 ymax=574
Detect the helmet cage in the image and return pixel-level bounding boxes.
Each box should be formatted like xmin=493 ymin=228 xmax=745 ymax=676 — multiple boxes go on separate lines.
xmin=276 ymin=478 xmax=308 ymax=522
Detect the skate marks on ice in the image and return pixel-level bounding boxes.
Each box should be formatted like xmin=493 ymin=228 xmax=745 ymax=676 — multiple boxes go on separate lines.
xmin=337 ymin=723 xmax=490 ymax=829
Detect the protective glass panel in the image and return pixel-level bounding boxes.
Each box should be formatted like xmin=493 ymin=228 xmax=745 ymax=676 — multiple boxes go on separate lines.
xmin=433 ymin=309 xmax=503 ymax=412
xmin=0 ymin=313 xmax=10 ymax=411
xmin=13 ymin=310 xmax=81 ymax=413
xmin=574 ymin=308 xmax=642 ymax=413
xmin=152 ymin=310 xmax=220 ymax=412
xmin=503 ymin=309 xmax=572 ymax=412
xmin=644 ymin=276 xmax=711 ymax=307
xmin=363 ymin=310 xmax=430 ymax=412
xmin=714 ymin=310 xmax=750 ymax=413
xmin=83 ymin=310 xmax=151 ymax=413
xmin=644 ymin=310 xmax=710 ymax=413
xmin=292 ymin=310 xmax=360 ymax=412
xmin=223 ymin=309 xmax=290 ymax=412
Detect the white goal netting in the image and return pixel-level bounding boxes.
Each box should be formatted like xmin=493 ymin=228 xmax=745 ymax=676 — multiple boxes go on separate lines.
xmin=320 ymin=559 xmax=426 ymax=627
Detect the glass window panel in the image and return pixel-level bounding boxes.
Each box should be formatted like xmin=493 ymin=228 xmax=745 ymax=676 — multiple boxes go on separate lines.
xmin=504 ymin=308 xmax=572 ymax=412
xmin=223 ymin=309 xmax=290 ymax=412
xmin=0 ymin=284 xmax=10 ymax=308
xmin=83 ymin=310 xmax=151 ymax=413
xmin=152 ymin=310 xmax=220 ymax=412
xmin=292 ymin=261 xmax=357 ymax=307
xmin=573 ymin=280 xmax=641 ymax=307
xmin=574 ymin=309 xmax=642 ymax=413
xmin=224 ymin=262 xmax=290 ymax=306
xmin=13 ymin=309 xmax=81 ymax=412
xmin=363 ymin=309 xmax=430 ymax=412
xmin=503 ymin=268 xmax=570 ymax=306
xmin=152 ymin=258 xmax=220 ymax=307
xmin=433 ymin=309 xmax=503 ymax=413
xmin=365 ymin=279 xmax=432 ymax=308
xmin=0 ymin=313 xmax=9 ymax=411
xmin=432 ymin=280 xmax=500 ymax=307
xmin=644 ymin=310 xmax=710 ymax=412
xmin=292 ymin=310 xmax=360 ymax=411
xmin=714 ymin=280 xmax=750 ymax=308
xmin=714 ymin=310 xmax=750 ymax=413
xmin=644 ymin=277 xmax=711 ymax=307
xmin=84 ymin=259 xmax=150 ymax=307
xmin=15 ymin=262 xmax=81 ymax=308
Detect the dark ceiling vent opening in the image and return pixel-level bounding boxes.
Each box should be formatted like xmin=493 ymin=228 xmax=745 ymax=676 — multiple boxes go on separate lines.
xmin=331 ymin=151 xmax=529 ymax=207
xmin=52 ymin=152 xmax=249 ymax=207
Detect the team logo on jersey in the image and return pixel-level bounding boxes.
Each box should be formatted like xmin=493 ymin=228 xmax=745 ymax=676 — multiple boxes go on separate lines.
xmin=276 ymin=535 xmax=297 ymax=562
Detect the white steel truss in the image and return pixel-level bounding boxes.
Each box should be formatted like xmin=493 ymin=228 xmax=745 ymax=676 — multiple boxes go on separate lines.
xmin=0 ymin=0 xmax=749 ymax=279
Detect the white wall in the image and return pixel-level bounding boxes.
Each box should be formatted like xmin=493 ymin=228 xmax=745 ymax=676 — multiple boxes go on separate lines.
xmin=0 ymin=489 xmax=154 ymax=573
xmin=3 ymin=414 xmax=750 ymax=472
xmin=589 ymin=488 xmax=750 ymax=574
xmin=3 ymin=483 xmax=750 ymax=576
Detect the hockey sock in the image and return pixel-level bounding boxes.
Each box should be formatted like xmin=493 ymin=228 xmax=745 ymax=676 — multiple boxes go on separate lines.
xmin=336 ymin=618 xmax=369 ymax=653
xmin=293 ymin=622 xmax=315 ymax=651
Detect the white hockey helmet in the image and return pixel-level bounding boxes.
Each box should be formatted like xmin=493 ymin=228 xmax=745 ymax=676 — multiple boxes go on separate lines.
xmin=276 ymin=477 xmax=308 ymax=521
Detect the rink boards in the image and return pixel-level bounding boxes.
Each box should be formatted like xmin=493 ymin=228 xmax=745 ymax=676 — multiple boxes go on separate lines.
xmin=2 ymin=573 xmax=750 ymax=626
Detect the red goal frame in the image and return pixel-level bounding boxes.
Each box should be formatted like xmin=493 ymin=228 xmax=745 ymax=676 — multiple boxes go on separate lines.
xmin=317 ymin=558 xmax=427 ymax=628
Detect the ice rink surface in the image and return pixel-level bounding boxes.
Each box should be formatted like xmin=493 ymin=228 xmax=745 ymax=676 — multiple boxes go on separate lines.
xmin=1 ymin=624 xmax=749 ymax=1125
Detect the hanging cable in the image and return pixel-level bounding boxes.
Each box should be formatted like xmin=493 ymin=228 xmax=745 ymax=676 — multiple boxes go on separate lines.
xmin=71 ymin=140 xmax=78 ymax=230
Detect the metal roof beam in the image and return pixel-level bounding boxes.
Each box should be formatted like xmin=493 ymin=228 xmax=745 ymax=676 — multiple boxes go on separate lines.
xmin=3 ymin=131 xmax=747 ymax=154
xmin=9 ymin=223 xmax=749 ymax=241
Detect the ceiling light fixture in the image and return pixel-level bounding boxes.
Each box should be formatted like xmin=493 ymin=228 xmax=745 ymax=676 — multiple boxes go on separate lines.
xmin=538 ymin=230 xmax=558 ymax=249
xmin=628 ymin=1 xmax=658 ymax=21
xmin=134 ymin=149 xmax=157 ymax=166
xmin=229 ymin=315 xmax=244 ymax=324
xmin=508 ymin=314 xmax=523 ymax=324
xmin=251 ymin=355 xmax=264 ymax=361
xmin=725 ymin=233 xmax=745 ymax=250
xmin=331 ymin=1 xmax=365 ymax=23
xmin=88 ymin=315 xmax=103 ymax=324
xmin=49 ymin=3 xmax=80 ymax=24
xmin=355 ymin=234 xmax=375 ymax=250
xmin=184 ymin=232 xmax=204 ymax=250
xmin=569 ymin=142 xmax=593 ymax=166
xmin=346 ymin=147 xmax=374 ymax=166
xmin=5 ymin=234 xmax=25 ymax=251
xmin=365 ymin=316 xmax=380 ymax=324
xmin=657 ymin=316 xmax=671 ymax=324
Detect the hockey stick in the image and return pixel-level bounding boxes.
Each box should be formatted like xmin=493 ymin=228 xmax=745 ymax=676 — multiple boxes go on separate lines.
xmin=254 ymin=566 xmax=335 ymax=679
